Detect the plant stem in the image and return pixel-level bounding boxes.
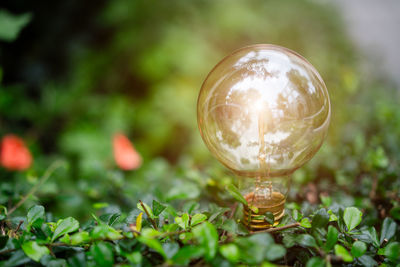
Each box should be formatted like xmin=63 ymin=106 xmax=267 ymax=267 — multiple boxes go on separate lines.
xmin=250 ymin=222 xmax=300 ymax=234
xmin=139 ymin=200 xmax=158 ymax=230
xmin=7 ymin=161 xmax=65 ymax=217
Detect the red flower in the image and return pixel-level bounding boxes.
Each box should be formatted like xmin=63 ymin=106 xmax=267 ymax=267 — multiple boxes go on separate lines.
xmin=113 ymin=133 xmax=142 ymax=170
xmin=0 ymin=135 xmax=32 ymax=171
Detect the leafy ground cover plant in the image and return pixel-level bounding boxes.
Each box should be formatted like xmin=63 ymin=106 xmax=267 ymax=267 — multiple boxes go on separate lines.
xmin=1 ymin=0 xmax=400 ymax=266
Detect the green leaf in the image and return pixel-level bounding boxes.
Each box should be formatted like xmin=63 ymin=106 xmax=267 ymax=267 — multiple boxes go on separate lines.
xmin=265 ymin=244 xmax=286 ymax=261
xmin=91 ymin=224 xmax=123 ymax=240
xmin=306 ymin=257 xmax=325 ymax=267
xmin=296 ymin=234 xmax=317 ymax=248
xmin=219 ymin=244 xmax=239 ymax=262
xmin=382 ymin=242 xmax=400 ymax=261
xmin=357 ymin=255 xmax=377 ymax=267
xmin=359 ymin=227 xmax=380 ymax=247
xmin=51 ymin=217 xmax=79 ymax=242
xmin=137 ymin=230 xmax=166 ymax=259
xmin=300 ymin=218 xmax=312 ymax=228
xmin=320 ymin=195 xmax=332 ymax=207
xmin=292 ymin=209 xmax=302 ymax=221
xmin=27 ymin=205 xmax=45 ymax=229
xmin=235 ymin=233 xmax=274 ymax=264
xmin=343 ymin=207 xmax=362 ymax=232
xmin=351 ymin=241 xmax=366 ymax=258
xmin=312 ymin=208 xmax=329 ymax=230
xmin=264 ymin=212 xmax=274 ymax=224
xmin=126 ymin=251 xmax=142 ymax=264
xmin=328 ymin=210 xmax=338 ymax=222
xmin=0 ymin=9 xmax=32 ymax=42
xmin=325 ymin=225 xmax=338 ymax=250
xmin=90 ymin=242 xmax=114 ymax=267
xmin=192 ymin=222 xmax=218 ymax=261
xmin=390 ymin=206 xmax=400 ymax=220
xmin=152 ymin=200 xmax=166 ymax=216
xmin=282 ymin=234 xmax=296 ymax=248
xmin=175 ymin=213 xmax=190 ymax=230
xmin=380 ymin=217 xmax=397 ymax=244
xmin=21 ymin=241 xmax=50 ymax=262
xmin=334 ymin=244 xmax=353 ymax=262
xmin=191 ymin=213 xmax=207 ymax=226
xmin=226 ymin=184 xmax=247 ymax=206
xmin=162 ymin=243 xmax=179 ymax=259
xmin=172 ymin=246 xmax=204 ymax=265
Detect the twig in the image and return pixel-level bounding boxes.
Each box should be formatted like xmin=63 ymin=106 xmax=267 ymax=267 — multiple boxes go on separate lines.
xmin=15 ymin=220 xmax=23 ymax=232
xmin=7 ymin=161 xmax=65 ymax=216
xmin=250 ymin=222 xmax=300 ymax=234
xmin=139 ymin=200 xmax=158 ymax=230
xmin=0 ymin=248 xmax=17 ymax=255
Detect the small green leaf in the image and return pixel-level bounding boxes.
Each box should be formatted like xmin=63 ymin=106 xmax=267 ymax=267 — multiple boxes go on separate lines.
xmin=152 ymin=200 xmax=166 ymax=216
xmin=137 ymin=230 xmax=166 ymax=259
xmin=91 ymin=224 xmax=123 ymax=240
xmin=192 ymin=222 xmax=218 ymax=261
xmin=226 ymin=184 xmax=247 ymax=206
xmin=300 ymin=218 xmax=312 ymax=228
xmin=0 ymin=10 xmax=32 ymax=42
xmin=175 ymin=213 xmax=190 ymax=230
xmin=27 ymin=205 xmax=45 ymax=229
xmin=90 ymin=242 xmax=114 ymax=267
xmin=343 ymin=207 xmax=362 ymax=232
xmin=325 ymin=225 xmax=338 ymax=250
xmin=351 ymin=241 xmax=367 ymax=258
xmin=382 ymin=242 xmax=400 ymax=261
xmin=312 ymin=208 xmax=329 ymax=230
xmin=126 ymin=251 xmax=142 ymax=264
xmin=220 ymin=243 xmax=239 ymax=262
xmin=265 ymin=244 xmax=286 ymax=261
xmin=363 ymin=227 xmax=380 ymax=247
xmin=292 ymin=209 xmax=302 ymax=221
xmin=51 ymin=217 xmax=79 ymax=242
xmin=21 ymin=241 xmax=49 ymax=262
xmin=172 ymin=246 xmax=204 ymax=265
xmin=306 ymin=257 xmax=325 ymax=267
xmin=328 ymin=210 xmax=338 ymax=222
xmin=390 ymin=206 xmax=400 ymax=220
xmin=334 ymin=244 xmax=353 ymax=262
xmin=380 ymin=217 xmax=397 ymax=244
xmin=69 ymin=231 xmax=90 ymax=245
xmin=296 ymin=234 xmax=317 ymax=248
xmin=191 ymin=214 xmax=207 ymax=226
xmin=264 ymin=212 xmax=274 ymax=224
xmin=320 ymin=195 xmax=332 ymax=207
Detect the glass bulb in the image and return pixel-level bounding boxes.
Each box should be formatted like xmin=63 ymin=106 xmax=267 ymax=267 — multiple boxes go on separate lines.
xmin=197 ymin=44 xmax=330 ymax=229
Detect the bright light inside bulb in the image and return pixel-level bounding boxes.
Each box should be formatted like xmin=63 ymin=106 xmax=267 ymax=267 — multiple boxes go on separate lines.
xmin=197 ymin=44 xmax=330 ymax=178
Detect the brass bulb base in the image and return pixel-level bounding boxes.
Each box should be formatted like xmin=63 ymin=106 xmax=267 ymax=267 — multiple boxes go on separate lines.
xmin=242 ymin=191 xmax=286 ymax=231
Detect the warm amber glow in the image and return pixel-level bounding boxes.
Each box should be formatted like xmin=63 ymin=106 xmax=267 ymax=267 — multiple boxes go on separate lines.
xmin=197 ymin=44 xmax=330 ymax=178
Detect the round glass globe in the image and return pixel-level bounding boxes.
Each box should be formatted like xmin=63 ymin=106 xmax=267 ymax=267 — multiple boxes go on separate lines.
xmin=197 ymin=44 xmax=330 ymax=178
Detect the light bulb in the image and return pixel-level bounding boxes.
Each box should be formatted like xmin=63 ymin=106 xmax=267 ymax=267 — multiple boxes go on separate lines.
xmin=197 ymin=44 xmax=330 ymax=230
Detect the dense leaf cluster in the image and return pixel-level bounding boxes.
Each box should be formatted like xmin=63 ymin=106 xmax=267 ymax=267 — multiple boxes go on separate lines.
xmin=0 ymin=192 xmax=399 ymax=266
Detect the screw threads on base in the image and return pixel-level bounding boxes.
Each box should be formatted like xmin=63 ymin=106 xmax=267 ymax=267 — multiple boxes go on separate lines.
xmin=242 ymin=191 xmax=286 ymax=231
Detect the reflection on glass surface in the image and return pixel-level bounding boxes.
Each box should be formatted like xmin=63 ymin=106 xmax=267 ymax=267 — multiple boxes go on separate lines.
xmin=198 ymin=44 xmax=330 ymax=177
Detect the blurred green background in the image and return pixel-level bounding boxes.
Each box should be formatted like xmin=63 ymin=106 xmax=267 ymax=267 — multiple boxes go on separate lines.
xmin=0 ymin=0 xmax=399 ymax=222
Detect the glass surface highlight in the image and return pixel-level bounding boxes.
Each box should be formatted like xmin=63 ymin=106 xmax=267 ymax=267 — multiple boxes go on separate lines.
xmin=197 ymin=44 xmax=331 ymax=178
